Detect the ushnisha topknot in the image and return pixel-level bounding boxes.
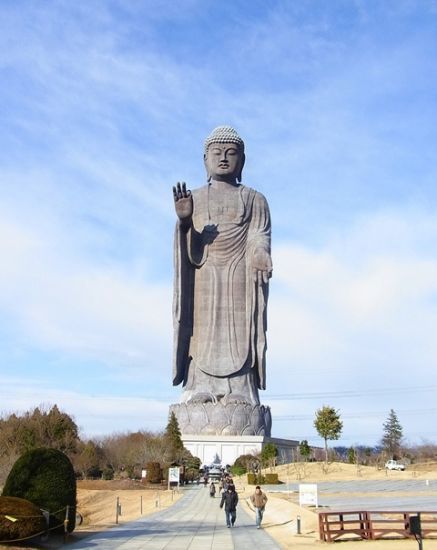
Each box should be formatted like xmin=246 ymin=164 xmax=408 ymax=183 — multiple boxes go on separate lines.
xmin=204 ymin=126 xmax=245 ymax=154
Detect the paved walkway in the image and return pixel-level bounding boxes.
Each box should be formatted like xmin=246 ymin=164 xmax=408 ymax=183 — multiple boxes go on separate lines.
xmin=68 ymin=486 xmax=280 ymax=549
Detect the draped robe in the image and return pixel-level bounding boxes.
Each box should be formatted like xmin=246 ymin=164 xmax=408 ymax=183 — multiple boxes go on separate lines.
xmin=173 ymin=182 xmax=271 ymax=398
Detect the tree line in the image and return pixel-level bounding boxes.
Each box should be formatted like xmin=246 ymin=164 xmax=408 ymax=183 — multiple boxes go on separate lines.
xmin=1 ymin=403 xmax=436 ymax=486
xmin=0 ymin=406 xmax=199 ymax=485
xmin=308 ymin=405 xmax=434 ymax=465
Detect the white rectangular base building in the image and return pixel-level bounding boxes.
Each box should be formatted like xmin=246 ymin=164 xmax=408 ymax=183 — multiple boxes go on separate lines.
xmin=182 ymin=434 xmax=299 ymax=467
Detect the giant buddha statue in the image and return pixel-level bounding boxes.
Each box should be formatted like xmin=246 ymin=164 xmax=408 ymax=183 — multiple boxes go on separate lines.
xmin=170 ymin=126 xmax=272 ymax=436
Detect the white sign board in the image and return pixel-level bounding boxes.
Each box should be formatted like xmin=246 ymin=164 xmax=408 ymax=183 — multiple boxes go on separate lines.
xmin=299 ymin=483 xmax=318 ymax=507
xmin=168 ymin=467 xmax=180 ymax=483
xmin=141 ymin=469 xmax=147 ymax=479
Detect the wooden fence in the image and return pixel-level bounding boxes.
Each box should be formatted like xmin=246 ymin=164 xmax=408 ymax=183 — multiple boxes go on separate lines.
xmin=319 ymin=510 xmax=437 ymax=543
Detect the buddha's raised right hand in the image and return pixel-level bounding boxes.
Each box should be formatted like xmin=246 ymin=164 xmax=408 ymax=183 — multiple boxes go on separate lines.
xmin=173 ymin=181 xmax=193 ymax=224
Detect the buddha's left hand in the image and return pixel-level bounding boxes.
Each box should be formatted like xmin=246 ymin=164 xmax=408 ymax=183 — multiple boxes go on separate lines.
xmin=252 ymin=249 xmax=272 ymax=284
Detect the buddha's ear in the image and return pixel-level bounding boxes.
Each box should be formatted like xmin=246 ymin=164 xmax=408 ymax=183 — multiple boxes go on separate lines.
xmin=237 ymin=153 xmax=246 ymax=183
xmin=204 ymin=153 xmax=211 ymax=182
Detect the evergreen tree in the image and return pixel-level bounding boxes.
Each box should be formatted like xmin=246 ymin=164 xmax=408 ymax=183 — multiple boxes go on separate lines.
xmin=182 ymin=451 xmax=201 ymax=481
xmin=164 ymin=412 xmax=184 ymax=462
xmin=0 ymin=405 xmax=79 ymax=468
xmin=381 ymin=409 xmax=403 ymax=458
xmin=299 ymin=440 xmax=311 ymax=461
xmin=260 ymin=443 xmax=277 ymax=469
xmin=314 ymin=405 xmax=343 ymax=463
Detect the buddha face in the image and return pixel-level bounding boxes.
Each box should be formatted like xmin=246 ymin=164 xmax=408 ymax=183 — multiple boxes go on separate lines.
xmin=204 ymin=143 xmax=245 ymax=183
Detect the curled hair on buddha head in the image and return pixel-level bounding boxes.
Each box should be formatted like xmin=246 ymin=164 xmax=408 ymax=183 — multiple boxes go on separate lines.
xmin=204 ymin=126 xmax=245 ymax=154
xmin=204 ymin=126 xmax=245 ymax=183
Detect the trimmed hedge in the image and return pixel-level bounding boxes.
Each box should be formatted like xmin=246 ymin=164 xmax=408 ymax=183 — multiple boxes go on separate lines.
xmin=2 ymin=448 xmax=76 ymax=533
xmin=264 ymin=473 xmax=279 ymax=484
xmin=247 ymin=473 xmax=266 ymax=485
xmin=0 ymin=496 xmax=46 ymax=542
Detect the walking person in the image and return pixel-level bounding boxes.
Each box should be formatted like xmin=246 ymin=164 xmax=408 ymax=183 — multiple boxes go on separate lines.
xmin=220 ymin=486 xmax=239 ymax=527
xmin=209 ymin=481 xmax=216 ymax=497
xmin=222 ymin=475 xmax=229 ymax=492
xmin=250 ymin=485 xmax=268 ymax=528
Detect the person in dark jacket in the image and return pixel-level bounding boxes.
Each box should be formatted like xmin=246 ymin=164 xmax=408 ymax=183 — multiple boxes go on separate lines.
xmin=209 ymin=482 xmax=216 ymax=497
xmin=220 ymin=486 xmax=239 ymax=527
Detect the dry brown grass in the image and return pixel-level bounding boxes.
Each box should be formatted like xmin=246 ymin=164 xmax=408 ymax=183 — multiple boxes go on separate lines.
xmin=77 ymin=479 xmax=167 ymax=491
xmin=272 ymin=460 xmax=437 ymax=482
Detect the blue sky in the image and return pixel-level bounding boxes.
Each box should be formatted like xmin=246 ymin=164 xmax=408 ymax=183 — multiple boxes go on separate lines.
xmin=1 ymin=0 xmax=437 ymax=448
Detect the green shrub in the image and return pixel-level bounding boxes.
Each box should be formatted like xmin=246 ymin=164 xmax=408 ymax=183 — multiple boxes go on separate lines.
xmin=230 ymin=464 xmax=246 ymax=476
xmin=145 ymin=462 xmax=162 ymax=484
xmin=233 ymin=454 xmax=258 ymax=474
xmin=126 ymin=465 xmax=135 ymax=479
xmin=0 ymin=496 xmax=46 ymax=542
xmin=102 ymin=467 xmax=114 ymax=480
xmin=2 ymin=448 xmax=76 ymax=533
xmin=264 ymin=473 xmax=279 ymax=484
xmin=86 ymin=466 xmax=102 ymax=479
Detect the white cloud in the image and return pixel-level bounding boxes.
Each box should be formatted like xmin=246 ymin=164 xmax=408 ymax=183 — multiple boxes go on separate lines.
xmin=2 ymin=195 xmax=437 ymax=444
xmin=0 ymin=214 xmax=172 ymax=372
xmin=271 ymin=209 xmax=437 ymax=357
xmin=264 ymin=209 xmax=437 ymax=443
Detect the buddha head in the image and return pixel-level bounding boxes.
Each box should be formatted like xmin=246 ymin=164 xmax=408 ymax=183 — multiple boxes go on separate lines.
xmin=204 ymin=126 xmax=245 ymax=184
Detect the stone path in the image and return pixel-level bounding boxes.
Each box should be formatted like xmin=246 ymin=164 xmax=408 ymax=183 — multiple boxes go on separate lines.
xmin=68 ymin=486 xmax=280 ymax=549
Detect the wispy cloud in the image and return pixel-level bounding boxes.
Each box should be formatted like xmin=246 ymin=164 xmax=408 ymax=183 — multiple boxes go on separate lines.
xmin=270 ymin=208 xmax=437 ymax=378
xmin=0 ymin=214 xmax=171 ymax=371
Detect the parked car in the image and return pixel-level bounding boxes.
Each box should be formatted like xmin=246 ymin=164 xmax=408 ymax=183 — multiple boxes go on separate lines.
xmin=385 ymin=459 xmax=405 ymax=471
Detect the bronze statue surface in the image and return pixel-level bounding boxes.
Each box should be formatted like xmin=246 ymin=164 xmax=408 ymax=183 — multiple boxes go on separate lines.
xmin=170 ymin=126 xmax=272 ymax=436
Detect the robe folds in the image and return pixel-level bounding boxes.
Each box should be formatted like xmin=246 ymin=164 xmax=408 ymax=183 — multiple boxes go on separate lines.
xmin=173 ymin=182 xmax=271 ymax=391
